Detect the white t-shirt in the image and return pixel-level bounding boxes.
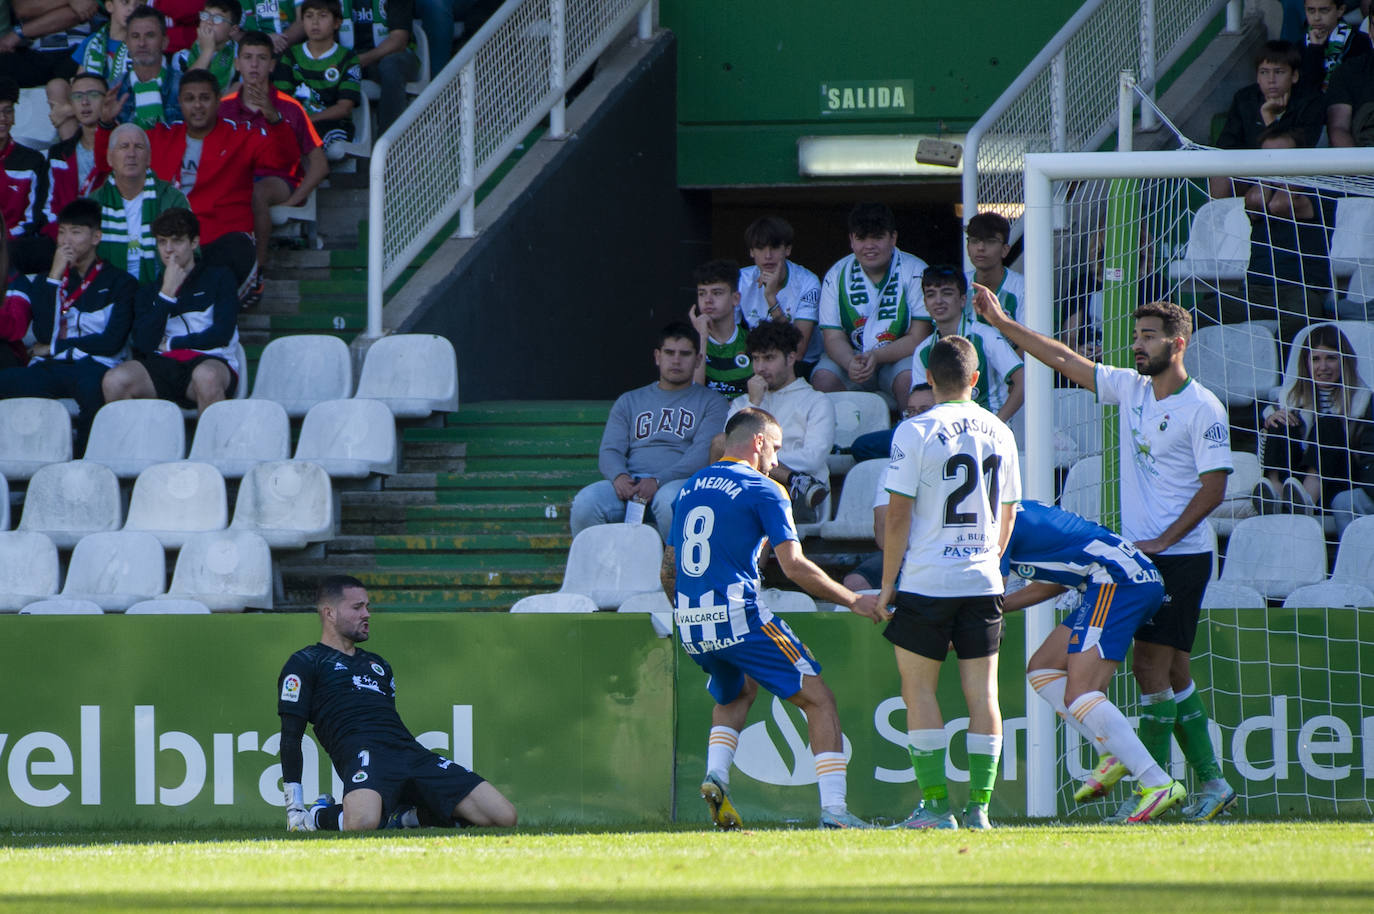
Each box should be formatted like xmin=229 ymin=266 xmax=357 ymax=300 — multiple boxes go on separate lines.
xmin=819 ymin=248 xmax=928 ymax=353
xmin=737 ymin=260 xmax=823 ymax=362
xmin=180 ymin=136 xmax=204 ymax=193
xmin=885 ymin=400 xmax=1021 ymax=596
xmin=725 ymin=376 xmax=835 ymax=479
xmin=1094 ymin=364 xmax=1233 ymax=555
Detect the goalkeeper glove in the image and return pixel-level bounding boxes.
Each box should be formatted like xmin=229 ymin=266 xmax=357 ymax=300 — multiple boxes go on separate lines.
xmin=284 ymin=782 xmax=313 ymax=831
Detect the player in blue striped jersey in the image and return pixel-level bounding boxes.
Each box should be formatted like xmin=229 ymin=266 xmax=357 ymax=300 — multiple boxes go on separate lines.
xmin=1002 ymin=500 xmax=1188 ymax=822
xmin=663 ymin=407 xmax=885 ymax=829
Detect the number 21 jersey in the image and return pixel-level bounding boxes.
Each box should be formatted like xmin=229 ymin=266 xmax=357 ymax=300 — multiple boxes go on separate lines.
xmin=886 ymin=399 xmax=1021 ymax=596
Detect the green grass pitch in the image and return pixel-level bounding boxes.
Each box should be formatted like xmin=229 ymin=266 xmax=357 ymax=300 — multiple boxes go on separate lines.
xmin=2 ymin=822 xmax=1371 ymax=912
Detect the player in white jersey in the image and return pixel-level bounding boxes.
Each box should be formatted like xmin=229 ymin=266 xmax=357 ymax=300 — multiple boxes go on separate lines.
xmin=663 ymin=407 xmax=886 ymax=830
xmin=973 ymin=284 xmax=1238 ymax=823
xmin=736 ymin=215 xmax=824 ymax=373
xmin=857 ymin=335 xmax=1021 ymax=830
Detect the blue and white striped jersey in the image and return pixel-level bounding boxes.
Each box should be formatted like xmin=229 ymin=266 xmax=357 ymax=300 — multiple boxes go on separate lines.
xmin=1001 ymin=499 xmax=1163 ymax=589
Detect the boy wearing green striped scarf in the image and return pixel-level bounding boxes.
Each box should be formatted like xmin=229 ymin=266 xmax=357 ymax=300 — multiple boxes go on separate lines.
xmin=112 ymin=6 xmax=182 ymax=129
xmin=46 ymin=0 xmax=141 ymax=143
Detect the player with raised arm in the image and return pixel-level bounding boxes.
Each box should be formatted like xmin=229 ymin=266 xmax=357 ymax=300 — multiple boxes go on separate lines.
xmin=662 ymin=407 xmax=887 ymax=830
xmin=858 ymin=335 xmax=1021 ymax=830
xmin=1003 ymin=499 xmax=1188 ymax=822
xmin=973 ymin=283 xmax=1237 ymax=822
xmin=276 ymin=576 xmax=517 ymax=833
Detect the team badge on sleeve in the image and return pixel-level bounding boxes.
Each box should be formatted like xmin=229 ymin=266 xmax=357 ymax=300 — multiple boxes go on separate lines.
xmin=280 ymin=674 xmax=301 ymax=702
xmin=370 ymin=662 xmax=385 ymax=676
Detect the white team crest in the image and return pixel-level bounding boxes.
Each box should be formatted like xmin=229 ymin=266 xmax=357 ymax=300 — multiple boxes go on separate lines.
xmin=734 ymin=697 xmax=852 ymax=786
xmin=733 ymin=353 xmax=750 ymax=368
xmin=351 ymin=771 xmax=368 ymax=783
xmin=324 ymin=66 xmax=340 ymax=82
xmin=370 ymin=662 xmax=385 ymax=676
xmin=280 ymin=674 xmax=301 ymax=702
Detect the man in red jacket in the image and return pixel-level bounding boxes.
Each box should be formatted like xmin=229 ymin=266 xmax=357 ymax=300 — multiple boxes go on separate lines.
xmin=100 ymin=67 xmax=299 ymax=302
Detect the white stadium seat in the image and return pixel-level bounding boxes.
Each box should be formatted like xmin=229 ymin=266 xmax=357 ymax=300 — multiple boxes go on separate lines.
xmin=231 ymin=460 xmax=334 ymax=549
xmin=1282 ymin=582 xmax=1374 ymax=609
xmin=1169 ymin=197 xmax=1251 ymax=285
xmin=1274 ymin=321 xmax=1374 ymax=404
xmin=20 ymin=598 xmax=103 ymax=615
xmin=123 ymin=462 xmax=228 ymax=549
xmin=1184 ymin=323 xmax=1280 ymax=408
xmin=615 ymin=590 xmax=673 ymax=637
xmin=1199 ymin=580 xmax=1267 ymax=610
xmin=509 ymin=593 xmax=599 ymax=613
xmin=1053 ymin=386 xmax=1102 ymax=465
xmin=0 ymin=531 xmax=60 ymax=612
xmin=59 ymin=531 xmax=166 ymax=612
xmin=126 ymin=599 xmax=212 ymax=614
xmin=0 ymin=398 xmax=72 ymax=480
xmin=83 ymin=400 xmax=187 ymax=478
xmin=294 ymin=399 xmax=399 ymax=478
xmin=1209 ymin=450 xmax=1262 ymax=537
xmin=161 ymin=530 xmax=273 ymax=612
xmin=558 ymin=523 xmax=664 ymax=610
xmin=188 ymin=399 xmax=292 ymax=478
xmin=0 ymin=471 xmax=8 ymax=530
xmin=355 ymin=333 xmax=459 ymax=418
xmin=826 ymin=391 xmax=890 ymax=476
xmin=17 ymin=460 xmax=123 ymax=548
xmin=251 ymin=335 xmax=355 ymax=417
xmin=1329 ymin=197 xmax=1374 ymax=280
xmin=819 ymin=458 xmax=887 ymax=540
xmin=1331 ymin=516 xmax=1374 ymax=585
xmin=1059 ymin=454 xmax=1102 ymax=523
xmin=759 ymin=588 xmax=818 ymax=613
xmin=1220 ymin=515 xmax=1327 ymax=600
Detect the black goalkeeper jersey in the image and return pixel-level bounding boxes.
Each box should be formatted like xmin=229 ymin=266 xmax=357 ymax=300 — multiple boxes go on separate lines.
xmin=277 ymin=643 xmax=416 ymax=763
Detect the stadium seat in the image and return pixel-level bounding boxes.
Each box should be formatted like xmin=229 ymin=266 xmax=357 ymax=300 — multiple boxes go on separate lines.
xmin=1199 ymin=581 xmax=1267 ymax=609
xmin=1329 ymin=197 xmax=1374 ymax=280
xmin=826 ymin=391 xmax=890 ymax=476
xmin=760 ymin=588 xmax=818 ymax=612
xmin=1053 ymin=387 xmax=1102 ymax=464
xmin=0 ymin=398 xmax=72 ymax=480
xmin=1219 ymin=515 xmax=1327 ymax=599
xmin=230 ymin=460 xmax=334 ymax=549
xmin=1183 ymin=323 xmax=1280 ymax=408
xmin=187 ymin=399 xmax=292 ymax=478
xmin=354 ymin=333 xmax=459 ymax=418
xmin=558 ymin=523 xmax=664 ymax=609
xmin=1168 ymin=197 xmax=1251 ymax=285
xmin=0 ymin=531 xmax=60 ymax=612
xmin=819 ymin=458 xmax=887 ymax=540
xmin=509 ymin=593 xmax=598 ymax=613
xmin=17 ymin=460 xmax=123 ymax=548
xmin=335 ymin=91 xmax=373 ymax=158
xmin=161 ymin=530 xmax=273 ymax=612
xmin=1274 ymin=321 xmax=1374 ymax=403
xmin=0 ymin=471 xmax=8 ymax=530
xmin=1209 ymin=450 xmax=1262 ymax=536
xmin=1330 ymin=516 xmax=1374 ymax=585
xmin=294 ymin=399 xmax=399 ymax=478
xmin=269 ymin=191 xmax=318 ymax=248
xmin=126 ymin=599 xmax=211 ymax=614
xmin=123 ymin=462 xmax=228 ymax=548
xmin=615 ymin=590 xmax=673 ymax=638
xmin=1059 ymin=454 xmax=1102 ymax=523
xmin=83 ymin=400 xmax=187 ymax=478
xmin=58 ymin=531 xmax=166 ymax=612
xmin=19 ymin=598 xmax=103 ymax=614
xmin=1281 ymin=581 xmax=1374 ymax=609
xmin=251 ymin=335 xmax=355 ymax=418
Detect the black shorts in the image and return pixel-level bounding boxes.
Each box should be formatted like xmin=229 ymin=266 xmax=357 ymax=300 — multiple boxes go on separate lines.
xmin=341 ymin=739 xmax=486 ymax=824
xmin=1133 ymin=551 xmax=1212 ymax=652
xmin=141 ymin=354 xmax=236 ymax=407
xmin=883 ymin=591 xmax=1004 ymax=661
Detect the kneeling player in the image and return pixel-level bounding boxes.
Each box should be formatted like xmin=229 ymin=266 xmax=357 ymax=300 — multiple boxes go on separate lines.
xmin=277 ymin=576 xmax=517 ymax=831
xmin=1002 ymin=500 xmax=1187 ymax=823
xmin=664 ymin=407 xmax=887 ymax=829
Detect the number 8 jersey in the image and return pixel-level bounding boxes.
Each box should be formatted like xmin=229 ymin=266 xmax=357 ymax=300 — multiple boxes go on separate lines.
xmin=886 ymin=399 xmax=1021 ymax=597
xmin=670 ymin=457 xmax=798 ymax=647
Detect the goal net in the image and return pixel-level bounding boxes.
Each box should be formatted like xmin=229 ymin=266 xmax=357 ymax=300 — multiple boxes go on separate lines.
xmin=1015 ymin=146 xmax=1374 ymax=818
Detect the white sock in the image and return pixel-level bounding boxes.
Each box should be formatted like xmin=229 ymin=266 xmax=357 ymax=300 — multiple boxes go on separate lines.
xmin=1068 ymin=691 xmax=1170 ymax=788
xmin=907 ymin=729 xmax=948 ymax=752
xmin=1141 ymin=688 xmax=1175 ymax=706
xmin=965 ymin=731 xmax=1003 ymax=760
xmin=1174 ymin=681 xmax=1196 ymax=703
xmin=814 ymin=751 xmax=848 ymax=811
xmin=706 ymin=726 xmax=739 ymax=782
xmin=1027 ymin=668 xmax=1097 ymax=745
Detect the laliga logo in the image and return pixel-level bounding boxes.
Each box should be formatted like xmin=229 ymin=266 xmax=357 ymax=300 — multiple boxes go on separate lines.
xmin=734 ymin=697 xmax=852 ymax=786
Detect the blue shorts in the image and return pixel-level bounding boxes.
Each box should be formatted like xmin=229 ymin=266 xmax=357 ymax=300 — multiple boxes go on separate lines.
xmin=1065 ymin=579 xmax=1164 ymax=662
xmin=684 ymin=617 xmax=822 ymax=704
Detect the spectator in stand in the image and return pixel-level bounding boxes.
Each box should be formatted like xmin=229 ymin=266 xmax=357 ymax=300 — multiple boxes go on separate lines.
xmin=240 ymin=0 xmax=303 ymax=55
xmin=155 ymin=0 xmax=207 ymax=54
xmin=0 ymin=197 xmax=137 ymax=448
xmin=0 ymin=0 xmax=93 ymax=88
xmin=569 ymin=321 xmax=728 ymax=541
xmin=723 ymin=321 xmax=835 ymax=523
xmin=45 ymin=72 xmax=112 ymax=234
xmin=1 ymin=259 xmax=35 ymax=371
xmin=1210 ymin=41 xmax=1323 ymax=198
xmin=0 ymin=77 xmax=55 ymax=273
xmin=172 ymin=0 xmax=241 ymax=95
xmin=49 ymin=0 xmax=141 ymax=139
xmin=91 ymin=122 xmax=190 ymax=283
xmin=812 ymin=202 xmax=930 ymax=407
xmin=1253 ymin=323 xmax=1373 ymax=519
xmin=416 ymin=0 xmax=477 ymax=73
xmin=219 ymin=30 xmax=327 ymax=306
xmin=275 ymin=0 xmax=362 ymax=161
xmin=102 ymin=207 xmax=241 ymax=414
xmin=965 ymin=212 xmax=1026 ymax=325
xmin=341 ymin=0 xmax=417 ymax=134
xmin=1300 ymin=0 xmax=1371 ymax=95
xmin=735 ymin=215 xmax=823 ymax=379
xmin=112 ymin=5 xmax=182 ymax=129
xmin=1326 ymin=27 xmax=1374 ymax=144
xmin=690 ymin=259 xmax=752 ymax=401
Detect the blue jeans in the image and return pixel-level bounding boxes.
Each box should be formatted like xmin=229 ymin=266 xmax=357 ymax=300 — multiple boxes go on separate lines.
xmin=569 ymin=479 xmax=686 ymax=542
xmin=1330 ymin=488 xmax=1374 ymax=539
xmin=368 ymin=52 xmax=420 ymax=134
xmin=415 ymin=0 xmax=479 ymax=72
